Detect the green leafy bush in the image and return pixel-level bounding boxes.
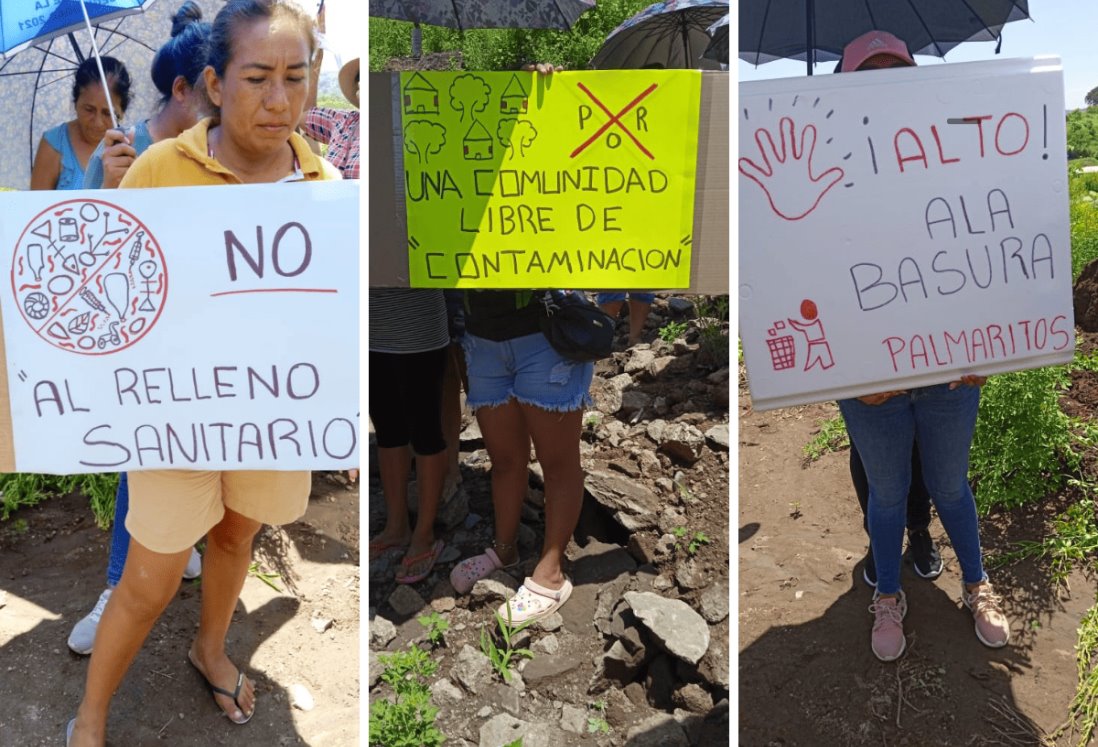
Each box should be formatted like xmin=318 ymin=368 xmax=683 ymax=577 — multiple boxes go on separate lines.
xmin=369 ymin=644 xmax=445 ymax=747
xmin=969 ymin=365 xmax=1078 ymax=513
xmin=1071 ymin=172 xmax=1098 ymax=280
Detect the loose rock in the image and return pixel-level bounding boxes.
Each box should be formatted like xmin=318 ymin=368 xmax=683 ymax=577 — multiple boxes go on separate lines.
xmin=288 ymin=683 xmax=314 ymax=711
xmin=387 ymin=585 xmax=426 ymax=618
xmin=625 ymin=592 xmax=711 ymax=665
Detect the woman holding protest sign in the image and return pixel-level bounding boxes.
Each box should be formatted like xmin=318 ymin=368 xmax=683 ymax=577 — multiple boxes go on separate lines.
xmin=450 ymin=60 xmax=592 ymax=622
xmin=67 ymin=2 xmax=338 ymax=744
xmin=835 ymin=30 xmax=1010 ymax=663
xmin=66 ymin=1 xmax=213 ymax=657
xmin=31 ymin=56 xmax=132 ymax=191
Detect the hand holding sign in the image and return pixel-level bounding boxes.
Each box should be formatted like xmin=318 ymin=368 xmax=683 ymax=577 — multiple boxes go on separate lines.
xmin=739 ymin=116 xmax=844 ymax=222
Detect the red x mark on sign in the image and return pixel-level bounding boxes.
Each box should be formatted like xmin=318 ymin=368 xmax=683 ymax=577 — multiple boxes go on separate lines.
xmin=569 ymin=82 xmax=658 ymax=160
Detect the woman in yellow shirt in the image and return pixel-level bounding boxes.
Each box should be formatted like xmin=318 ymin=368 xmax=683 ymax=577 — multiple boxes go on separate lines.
xmin=67 ymin=1 xmax=338 ymax=744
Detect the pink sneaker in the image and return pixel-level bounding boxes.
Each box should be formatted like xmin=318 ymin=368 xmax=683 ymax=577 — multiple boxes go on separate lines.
xmin=868 ymin=590 xmax=907 ymax=662
xmin=962 ymin=580 xmax=1010 ymax=648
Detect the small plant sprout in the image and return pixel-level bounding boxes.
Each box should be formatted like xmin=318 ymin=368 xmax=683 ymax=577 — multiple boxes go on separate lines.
xmin=480 ymin=603 xmax=535 ymax=683
xmin=417 ymin=612 xmax=450 ymax=647
xmin=658 ymin=319 xmax=688 ymax=343
xmin=687 ymin=532 xmax=710 ymax=555
xmin=246 ymin=561 xmax=282 ymax=592
xmin=587 ymin=700 xmax=611 ymax=734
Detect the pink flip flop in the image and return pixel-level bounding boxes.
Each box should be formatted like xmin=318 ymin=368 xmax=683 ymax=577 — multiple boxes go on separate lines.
xmin=395 ymin=540 xmax=445 ymax=585
xmin=497 ymin=577 xmax=573 ymax=626
xmin=450 ymin=548 xmax=518 ymax=594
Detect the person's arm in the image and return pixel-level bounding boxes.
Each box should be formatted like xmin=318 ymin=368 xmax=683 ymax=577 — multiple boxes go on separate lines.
xmin=30 ymin=137 xmax=60 ymax=190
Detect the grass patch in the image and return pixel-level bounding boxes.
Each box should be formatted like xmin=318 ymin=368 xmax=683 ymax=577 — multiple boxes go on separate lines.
xmin=803 ymin=415 xmax=849 ymax=462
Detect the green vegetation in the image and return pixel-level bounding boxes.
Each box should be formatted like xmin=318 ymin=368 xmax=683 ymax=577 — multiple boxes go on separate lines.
xmin=0 ymin=473 xmax=119 ymax=529
xmin=417 ymin=611 xmax=450 ymax=647
xmin=1068 ymin=107 xmax=1098 ymax=160
xmin=369 ymin=643 xmax=446 ymax=747
xmin=803 ymin=414 xmax=850 ymax=462
xmin=246 ymin=561 xmax=282 ymax=592
xmin=694 ymin=295 xmax=730 ymax=362
xmin=658 ymin=319 xmax=688 ymax=343
xmin=672 ymin=526 xmax=710 ymax=554
xmin=479 ymin=607 xmax=535 ymax=683
xmin=369 ymin=0 xmax=651 ymax=72
xmin=587 ymin=700 xmax=611 ymax=734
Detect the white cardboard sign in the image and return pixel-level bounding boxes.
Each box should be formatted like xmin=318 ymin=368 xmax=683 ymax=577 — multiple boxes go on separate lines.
xmin=0 ymin=180 xmax=359 ymax=472
xmin=739 ymin=57 xmax=1074 ymax=411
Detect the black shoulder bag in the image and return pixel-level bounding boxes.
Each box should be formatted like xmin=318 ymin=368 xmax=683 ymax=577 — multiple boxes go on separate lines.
xmin=537 ymin=290 xmax=616 ymax=362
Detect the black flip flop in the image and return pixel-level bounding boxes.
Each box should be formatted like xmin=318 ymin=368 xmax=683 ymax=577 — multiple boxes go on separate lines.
xmin=187 ymin=652 xmax=254 ymax=725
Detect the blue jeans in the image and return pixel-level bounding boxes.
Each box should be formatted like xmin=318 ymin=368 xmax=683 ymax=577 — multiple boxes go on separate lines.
xmin=838 ymin=384 xmax=985 ymax=595
xmin=106 ymin=473 xmax=129 ymax=587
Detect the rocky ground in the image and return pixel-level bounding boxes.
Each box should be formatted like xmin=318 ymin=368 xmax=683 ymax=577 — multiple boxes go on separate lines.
xmin=368 ymin=296 xmax=731 ymax=747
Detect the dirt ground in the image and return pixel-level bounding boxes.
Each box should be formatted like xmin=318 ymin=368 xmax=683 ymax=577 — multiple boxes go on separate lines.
xmin=0 ymin=472 xmax=359 ymax=747
xmin=738 ymin=391 xmax=1094 ymax=746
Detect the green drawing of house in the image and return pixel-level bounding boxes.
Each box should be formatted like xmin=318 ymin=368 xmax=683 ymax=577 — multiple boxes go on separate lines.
xmin=463 ymin=121 xmax=494 ymax=160
xmin=403 ymin=72 xmax=439 ymax=114
xmin=500 ymin=73 xmax=529 ymax=114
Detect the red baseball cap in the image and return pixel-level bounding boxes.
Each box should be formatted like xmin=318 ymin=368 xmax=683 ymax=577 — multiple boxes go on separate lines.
xmin=840 ymin=30 xmax=915 ymax=72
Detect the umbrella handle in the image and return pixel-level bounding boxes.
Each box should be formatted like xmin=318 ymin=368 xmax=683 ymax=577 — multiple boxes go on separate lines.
xmin=78 ymin=0 xmax=119 ymax=128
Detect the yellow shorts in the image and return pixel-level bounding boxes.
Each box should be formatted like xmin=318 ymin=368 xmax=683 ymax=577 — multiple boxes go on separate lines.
xmin=125 ymin=470 xmax=311 ymax=554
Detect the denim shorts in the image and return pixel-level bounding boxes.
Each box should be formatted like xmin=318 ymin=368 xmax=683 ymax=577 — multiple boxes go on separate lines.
xmin=462 ymin=332 xmax=594 ymax=412
xmin=597 ymin=292 xmax=656 ymax=305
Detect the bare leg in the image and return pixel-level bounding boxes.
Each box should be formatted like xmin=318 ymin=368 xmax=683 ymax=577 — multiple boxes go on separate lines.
xmin=399 ymin=449 xmax=446 ymax=576
xmin=521 ymin=404 xmax=584 ymax=590
xmin=476 ymin=400 xmax=529 ymax=566
xmin=70 ymin=542 xmax=190 ymax=746
xmin=189 ymin=507 xmax=261 ymax=722
xmin=626 ymin=300 xmax=652 ymax=345
xmin=599 ymin=300 xmax=624 ymax=320
xmin=370 ymin=445 xmax=413 ymax=549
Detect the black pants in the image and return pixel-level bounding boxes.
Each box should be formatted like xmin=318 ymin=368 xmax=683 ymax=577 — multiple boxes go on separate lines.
xmin=368 ymin=347 xmax=448 ymax=455
xmin=850 ymin=441 xmax=932 ymax=537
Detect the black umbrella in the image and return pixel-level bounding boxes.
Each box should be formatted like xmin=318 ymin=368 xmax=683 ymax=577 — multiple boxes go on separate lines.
xmin=740 ymin=0 xmax=1030 ymax=76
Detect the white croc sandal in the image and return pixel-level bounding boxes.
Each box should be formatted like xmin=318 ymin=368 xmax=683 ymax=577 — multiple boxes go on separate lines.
xmin=498 ymin=577 xmax=573 ymax=626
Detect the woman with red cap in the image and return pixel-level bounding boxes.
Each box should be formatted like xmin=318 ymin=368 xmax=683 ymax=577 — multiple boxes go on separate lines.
xmin=836 ymin=30 xmax=1010 ymax=663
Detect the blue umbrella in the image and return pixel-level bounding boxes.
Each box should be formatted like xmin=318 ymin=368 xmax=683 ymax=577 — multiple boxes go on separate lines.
xmin=0 ymin=0 xmax=154 ymax=59
xmin=0 ymin=0 xmax=223 ymax=188
xmin=589 ymin=0 xmax=728 ymax=70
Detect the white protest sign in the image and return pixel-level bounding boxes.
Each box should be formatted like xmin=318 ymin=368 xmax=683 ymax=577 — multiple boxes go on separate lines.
xmin=739 ymin=57 xmax=1074 ymax=411
xmin=0 ymin=180 xmax=359 ymax=472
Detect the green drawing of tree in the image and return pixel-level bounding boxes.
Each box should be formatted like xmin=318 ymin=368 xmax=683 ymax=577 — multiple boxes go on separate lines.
xmin=497 ymin=118 xmax=537 ymax=159
xmin=449 ymin=74 xmax=490 ymax=122
xmin=405 ymin=120 xmax=447 ymax=164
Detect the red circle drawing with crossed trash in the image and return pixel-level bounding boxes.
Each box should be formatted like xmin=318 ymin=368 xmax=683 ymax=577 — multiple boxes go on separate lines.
xmin=10 ymin=199 xmax=168 ymax=355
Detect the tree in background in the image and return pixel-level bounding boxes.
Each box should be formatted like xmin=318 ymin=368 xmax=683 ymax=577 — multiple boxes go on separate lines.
xmin=368 ymin=0 xmax=651 ymax=72
xmin=1087 ymin=86 xmax=1098 ymax=108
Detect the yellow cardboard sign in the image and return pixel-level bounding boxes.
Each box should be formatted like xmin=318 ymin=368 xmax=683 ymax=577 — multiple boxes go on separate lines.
xmin=399 ymin=70 xmax=702 ymax=288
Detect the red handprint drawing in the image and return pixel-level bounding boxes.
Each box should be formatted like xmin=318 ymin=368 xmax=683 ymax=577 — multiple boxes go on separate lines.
xmin=739 ymin=117 xmax=845 ymax=221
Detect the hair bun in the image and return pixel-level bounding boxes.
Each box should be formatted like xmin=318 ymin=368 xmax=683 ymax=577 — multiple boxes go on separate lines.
xmin=170 ymin=1 xmax=203 ymax=37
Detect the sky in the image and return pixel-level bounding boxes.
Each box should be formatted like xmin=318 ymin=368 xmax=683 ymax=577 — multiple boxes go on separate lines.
xmin=317 ymin=0 xmax=366 ymax=74
xmin=738 ymin=1 xmax=1098 ymax=110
